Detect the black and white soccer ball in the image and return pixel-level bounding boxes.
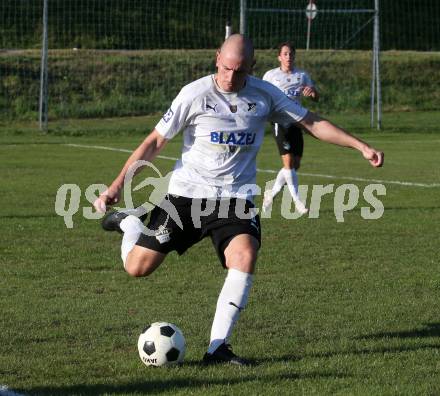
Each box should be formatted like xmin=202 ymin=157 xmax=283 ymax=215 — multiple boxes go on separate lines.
xmin=137 ymin=322 xmax=186 ymax=367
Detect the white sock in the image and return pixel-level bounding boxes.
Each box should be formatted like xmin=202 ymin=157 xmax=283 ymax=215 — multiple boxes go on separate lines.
xmin=283 ymin=168 xmax=308 ymax=213
xmin=271 ymin=168 xmax=286 ymax=198
xmin=283 ymin=168 xmax=300 ymax=198
xmin=208 ymin=269 xmax=253 ymax=354
xmin=119 ymin=215 xmax=144 ymax=267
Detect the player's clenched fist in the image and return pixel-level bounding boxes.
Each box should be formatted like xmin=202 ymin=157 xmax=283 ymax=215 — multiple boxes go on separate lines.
xmin=362 ymin=146 xmax=384 ymax=168
xmin=93 ymin=187 xmax=121 ymax=213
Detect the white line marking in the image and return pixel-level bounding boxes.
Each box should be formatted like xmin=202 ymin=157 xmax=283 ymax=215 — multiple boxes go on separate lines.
xmin=0 ymin=385 xmax=27 ymax=396
xmin=65 ymin=143 xmax=440 ymax=188
xmin=67 ymin=143 xmax=132 ymax=154
xmin=66 ymin=143 xmax=178 ymax=161
xmin=293 ymin=172 xmax=440 ymax=188
xmin=367 ymin=139 xmax=440 ymax=144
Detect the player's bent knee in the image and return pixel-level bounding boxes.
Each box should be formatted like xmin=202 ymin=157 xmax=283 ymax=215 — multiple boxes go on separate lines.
xmin=225 ymin=251 xmax=257 ymax=273
xmin=227 ymin=249 xmax=257 ymax=266
xmin=125 ymin=261 xmax=148 ymax=277
xmin=125 ymin=248 xmax=165 ymax=277
xmin=224 ymin=235 xmax=259 ymax=273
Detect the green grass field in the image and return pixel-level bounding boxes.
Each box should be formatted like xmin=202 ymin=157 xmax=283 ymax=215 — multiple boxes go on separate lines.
xmin=1 ymin=112 xmax=440 ymax=395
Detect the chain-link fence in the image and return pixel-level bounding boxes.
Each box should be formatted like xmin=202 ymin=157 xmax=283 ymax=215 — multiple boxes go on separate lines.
xmin=1 ymin=1 xmax=439 ymax=125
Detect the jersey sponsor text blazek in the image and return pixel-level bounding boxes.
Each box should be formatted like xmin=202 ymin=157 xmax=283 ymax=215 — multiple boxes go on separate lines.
xmin=210 ymin=131 xmax=256 ymax=146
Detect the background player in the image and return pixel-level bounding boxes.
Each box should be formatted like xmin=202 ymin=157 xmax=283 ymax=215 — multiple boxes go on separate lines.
xmin=93 ymin=34 xmax=383 ymax=366
xmin=262 ymin=42 xmax=319 ymax=213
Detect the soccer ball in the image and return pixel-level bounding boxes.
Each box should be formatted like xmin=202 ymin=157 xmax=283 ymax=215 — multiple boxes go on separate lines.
xmin=137 ymin=322 xmax=186 ymax=367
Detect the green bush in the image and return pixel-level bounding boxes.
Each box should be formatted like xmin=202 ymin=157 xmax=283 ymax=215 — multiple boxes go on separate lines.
xmin=1 ymin=49 xmax=440 ymax=121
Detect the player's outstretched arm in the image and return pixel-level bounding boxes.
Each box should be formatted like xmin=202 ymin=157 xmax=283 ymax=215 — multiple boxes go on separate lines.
xmin=299 ymin=112 xmax=384 ymax=168
xmin=93 ymin=129 xmax=168 ymax=213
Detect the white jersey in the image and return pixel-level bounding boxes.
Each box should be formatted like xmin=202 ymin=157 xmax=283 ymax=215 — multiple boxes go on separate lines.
xmin=155 ymin=74 xmax=308 ymax=200
xmin=262 ymin=67 xmax=314 ymax=104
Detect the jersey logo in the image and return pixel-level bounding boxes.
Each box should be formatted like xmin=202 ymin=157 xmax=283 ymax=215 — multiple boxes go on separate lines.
xmin=247 ymin=102 xmax=257 ymax=112
xmin=162 ymin=108 xmax=174 ymax=123
xmin=155 ymin=227 xmax=172 ymax=244
xmin=206 ymin=103 xmax=218 ymax=112
xmin=229 ymin=105 xmax=238 ymax=113
xmin=210 ymin=131 xmax=256 ymax=146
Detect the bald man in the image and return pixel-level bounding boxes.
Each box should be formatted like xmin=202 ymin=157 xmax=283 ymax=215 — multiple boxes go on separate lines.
xmin=94 ymin=34 xmax=384 ymax=366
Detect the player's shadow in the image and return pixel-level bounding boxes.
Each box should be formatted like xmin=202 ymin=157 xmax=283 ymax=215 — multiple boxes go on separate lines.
xmin=27 ymin=371 xmax=349 ymax=395
xmin=307 ymin=323 xmax=440 ymax=360
xmin=182 ymin=353 xmax=301 ymax=368
xmin=355 ymin=322 xmax=440 ymax=340
xmin=252 ymin=354 xmax=302 ymax=365
xmin=309 ymin=342 xmax=440 ymax=360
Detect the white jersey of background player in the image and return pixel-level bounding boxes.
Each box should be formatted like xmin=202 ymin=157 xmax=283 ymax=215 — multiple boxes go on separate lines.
xmin=94 ymin=35 xmax=383 ymax=366
xmin=262 ymin=66 xmax=315 ymax=105
xmin=262 ymin=42 xmax=319 ymax=214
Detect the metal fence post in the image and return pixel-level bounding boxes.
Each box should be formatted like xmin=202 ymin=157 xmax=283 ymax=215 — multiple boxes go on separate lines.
xmin=240 ymin=0 xmax=247 ymax=35
xmin=39 ymin=0 xmax=49 ymax=132
xmin=375 ymin=0 xmax=382 ymax=130
xmin=225 ymin=21 xmax=232 ymax=39
xmin=370 ymin=44 xmax=376 ymax=129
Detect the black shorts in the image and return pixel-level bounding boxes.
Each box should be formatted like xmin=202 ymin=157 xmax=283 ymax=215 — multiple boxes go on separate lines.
xmin=272 ymin=123 xmax=304 ymax=156
xmin=136 ymin=195 xmax=261 ymax=267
